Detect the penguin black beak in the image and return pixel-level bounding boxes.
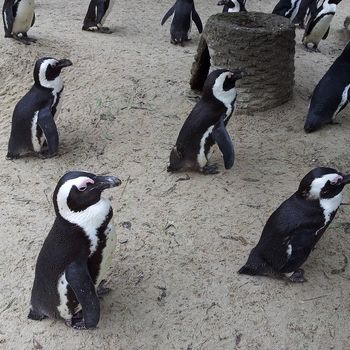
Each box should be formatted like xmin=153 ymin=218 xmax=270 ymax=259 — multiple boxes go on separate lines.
xmin=92 ymin=176 xmax=122 ymax=191
xmin=56 ymin=59 xmax=73 ymax=69
xmin=340 ymin=174 xmax=350 ymax=185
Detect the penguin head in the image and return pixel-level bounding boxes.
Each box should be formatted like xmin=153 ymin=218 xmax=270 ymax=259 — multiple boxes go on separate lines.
xmin=202 ymin=69 xmax=244 ymax=106
xmin=297 ymin=167 xmax=350 ymax=200
xmin=217 ymin=0 xmax=239 ymax=11
xmin=34 ymin=57 xmax=72 ymax=89
xmin=53 ymin=171 xmax=121 ymax=218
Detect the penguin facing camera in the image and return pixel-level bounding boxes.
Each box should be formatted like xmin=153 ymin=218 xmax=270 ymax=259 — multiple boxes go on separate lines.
xmin=161 ymin=0 xmax=203 ymax=46
xmin=239 ymin=167 xmax=350 ymax=282
xmin=7 ymin=57 xmax=72 ymax=159
xmin=83 ymin=0 xmax=116 ymax=34
xmin=168 ymin=69 xmax=244 ymax=175
xmin=28 ymin=171 xmax=122 ymax=330
xmin=217 ymin=0 xmax=247 ymax=13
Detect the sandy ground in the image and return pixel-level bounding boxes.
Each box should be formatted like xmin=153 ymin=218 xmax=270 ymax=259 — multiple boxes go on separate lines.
xmin=1 ymin=0 xmax=350 ymax=349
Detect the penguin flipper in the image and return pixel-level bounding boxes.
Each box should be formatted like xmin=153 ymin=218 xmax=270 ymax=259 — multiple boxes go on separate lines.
xmin=192 ymin=9 xmax=203 ymax=33
xmin=212 ymin=116 xmax=234 ymax=169
xmin=37 ymin=108 xmax=59 ymax=157
xmin=2 ymin=0 xmax=14 ymax=37
xmin=322 ymin=26 xmax=330 ymax=40
xmin=161 ymin=4 xmax=175 ymax=25
xmin=95 ymin=0 xmax=106 ymax=25
xmin=66 ymin=261 xmax=100 ymax=329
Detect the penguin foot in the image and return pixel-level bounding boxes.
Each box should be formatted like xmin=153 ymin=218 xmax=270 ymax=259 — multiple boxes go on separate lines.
xmin=83 ymin=26 xmax=99 ymax=32
xmin=6 ymin=153 xmax=20 ymax=160
xmin=66 ymin=312 xmax=95 ymax=330
xmin=98 ymin=26 xmax=113 ymax=34
xmin=12 ymin=35 xmax=31 ymax=45
xmin=38 ymin=151 xmax=58 ymax=159
xmin=202 ymin=164 xmax=219 ymax=175
xmin=288 ymin=269 xmax=306 ymax=283
xmin=28 ymin=308 xmax=47 ymax=321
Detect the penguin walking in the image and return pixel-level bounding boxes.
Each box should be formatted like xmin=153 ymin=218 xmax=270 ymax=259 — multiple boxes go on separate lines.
xmin=168 ymin=69 xmax=244 ymax=174
xmin=239 ymin=167 xmax=350 ymax=282
xmin=82 ymin=0 xmax=116 ymax=34
xmin=28 ymin=171 xmax=122 ymax=330
xmin=161 ymin=0 xmax=203 ymax=46
xmin=302 ymin=0 xmax=341 ymax=52
xmin=6 ymin=57 xmax=72 ymax=159
xmin=2 ymin=0 xmax=36 ymax=44
xmin=304 ymin=41 xmax=350 ymax=132
xmin=217 ymin=0 xmax=247 ymax=13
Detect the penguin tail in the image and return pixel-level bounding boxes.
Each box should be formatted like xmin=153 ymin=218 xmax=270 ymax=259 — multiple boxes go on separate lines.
xmin=238 ymin=264 xmax=258 ymax=275
xmin=238 ymin=248 xmax=272 ymax=276
xmin=304 ymin=112 xmax=326 ymax=133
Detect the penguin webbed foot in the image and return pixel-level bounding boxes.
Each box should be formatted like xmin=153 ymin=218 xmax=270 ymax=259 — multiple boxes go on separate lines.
xmin=66 ymin=312 xmax=96 ymax=330
xmin=12 ymin=35 xmax=31 ymax=45
xmin=303 ymin=43 xmax=320 ymax=53
xmin=288 ymin=268 xmax=306 ymax=283
xmin=38 ymin=151 xmax=58 ymax=159
xmin=28 ymin=308 xmax=47 ymax=321
xmin=202 ymin=164 xmax=219 ymax=175
xmin=98 ymin=26 xmax=113 ymax=34
xmin=6 ymin=152 xmax=20 ymax=160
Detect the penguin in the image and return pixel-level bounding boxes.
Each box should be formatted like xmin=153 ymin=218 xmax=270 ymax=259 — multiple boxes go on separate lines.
xmin=2 ymin=0 xmax=36 ymax=44
xmin=7 ymin=57 xmax=72 ymax=159
xmin=167 ymin=69 xmax=244 ymax=174
xmin=304 ymin=41 xmax=350 ymax=132
xmin=272 ymin=0 xmax=303 ymax=22
xmin=82 ymin=0 xmax=116 ymax=34
xmin=161 ymin=0 xmax=203 ymax=46
xmin=302 ymin=0 xmax=341 ymax=52
xmin=293 ymin=0 xmax=317 ymax=28
xmin=28 ymin=171 xmax=122 ymax=330
xmin=217 ymin=0 xmax=247 ymax=13
xmin=239 ymin=167 xmax=350 ymax=282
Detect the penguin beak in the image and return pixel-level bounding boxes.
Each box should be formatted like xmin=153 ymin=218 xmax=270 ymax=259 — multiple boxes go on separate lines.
xmin=231 ymin=69 xmax=247 ymax=80
xmin=56 ymin=59 xmax=73 ymax=69
xmin=217 ymin=0 xmax=227 ymax=5
xmin=340 ymin=174 xmax=350 ymax=185
xmin=92 ymin=176 xmax=122 ymax=191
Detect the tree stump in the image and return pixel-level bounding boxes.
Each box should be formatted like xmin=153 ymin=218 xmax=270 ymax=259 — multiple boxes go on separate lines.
xmin=190 ymin=12 xmax=296 ymax=112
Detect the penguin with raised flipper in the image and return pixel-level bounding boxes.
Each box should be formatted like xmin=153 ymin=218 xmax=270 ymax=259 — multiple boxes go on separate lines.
xmin=161 ymin=0 xmax=203 ymax=46
xmin=28 ymin=171 xmax=122 ymax=330
xmin=239 ymin=167 xmax=350 ymax=282
xmin=82 ymin=0 xmax=116 ymax=34
xmin=272 ymin=0 xmax=302 ymax=21
xmin=217 ymin=0 xmax=247 ymax=13
xmin=2 ymin=0 xmax=36 ymax=44
xmin=304 ymin=41 xmax=350 ymax=132
xmin=168 ymin=69 xmax=244 ymax=175
xmin=7 ymin=57 xmax=72 ymax=159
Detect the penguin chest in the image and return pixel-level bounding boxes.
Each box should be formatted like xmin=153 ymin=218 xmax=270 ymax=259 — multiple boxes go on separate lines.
xmin=306 ymin=14 xmax=334 ymax=43
xmin=12 ymin=0 xmax=35 ymax=34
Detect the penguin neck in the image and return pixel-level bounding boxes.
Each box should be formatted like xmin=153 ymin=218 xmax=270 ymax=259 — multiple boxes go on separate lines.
xmin=37 ymin=76 xmax=63 ymax=95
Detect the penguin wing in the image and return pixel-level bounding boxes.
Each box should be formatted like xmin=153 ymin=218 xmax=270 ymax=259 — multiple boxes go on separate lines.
xmin=2 ymin=0 xmax=14 ymax=36
xmin=95 ymin=0 xmax=106 ymax=24
xmin=192 ymin=8 xmax=203 ymax=33
xmin=66 ymin=261 xmax=100 ymax=328
xmin=212 ymin=115 xmax=234 ymax=169
xmin=272 ymin=0 xmax=289 ymax=16
xmin=37 ymin=107 xmax=59 ymax=156
xmin=161 ymin=4 xmax=176 ymax=25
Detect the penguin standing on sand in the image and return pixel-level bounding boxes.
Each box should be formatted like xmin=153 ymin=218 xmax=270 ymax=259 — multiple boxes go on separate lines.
xmin=2 ymin=0 xmax=36 ymax=44
xmin=82 ymin=0 xmax=116 ymax=33
xmin=302 ymin=0 xmax=341 ymax=52
xmin=28 ymin=171 xmax=122 ymax=330
xmin=239 ymin=167 xmax=350 ymax=282
xmin=7 ymin=57 xmax=72 ymax=159
xmin=304 ymin=41 xmax=350 ymax=132
xmin=161 ymin=0 xmax=203 ymax=46
xmin=217 ymin=0 xmax=247 ymax=13
xmin=168 ymin=69 xmax=244 ymax=174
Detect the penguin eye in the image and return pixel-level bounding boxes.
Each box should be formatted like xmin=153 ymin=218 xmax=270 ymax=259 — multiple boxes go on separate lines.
xmin=78 ymin=185 xmax=87 ymax=192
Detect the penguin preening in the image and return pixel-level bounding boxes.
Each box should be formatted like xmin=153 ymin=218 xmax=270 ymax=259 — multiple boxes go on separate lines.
xmin=217 ymin=0 xmax=247 ymax=13
xmin=7 ymin=57 xmax=72 ymax=159
xmin=82 ymin=0 xmax=116 ymax=34
xmin=304 ymin=41 xmax=350 ymax=133
xmin=28 ymin=171 xmax=121 ymax=330
xmin=272 ymin=0 xmax=303 ymax=22
xmin=239 ymin=167 xmax=350 ymax=282
xmin=2 ymin=0 xmax=36 ymax=44
xmin=161 ymin=0 xmax=203 ymax=46
xmin=168 ymin=69 xmax=244 ymax=175
xmin=302 ymin=0 xmax=342 ymax=52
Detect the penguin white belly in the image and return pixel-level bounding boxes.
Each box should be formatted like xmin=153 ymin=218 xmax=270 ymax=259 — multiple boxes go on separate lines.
xmin=197 ymin=126 xmax=214 ymax=168
xmin=12 ymin=0 xmax=35 ymax=34
xmin=305 ymin=15 xmax=333 ymax=44
xmin=100 ymin=0 xmax=116 ymax=25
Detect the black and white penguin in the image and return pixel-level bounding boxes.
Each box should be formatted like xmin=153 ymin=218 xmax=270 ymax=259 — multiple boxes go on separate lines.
xmin=82 ymin=0 xmax=116 ymax=34
xmin=293 ymin=0 xmax=317 ymax=28
xmin=28 ymin=171 xmax=122 ymax=330
xmin=239 ymin=167 xmax=350 ymax=282
xmin=7 ymin=57 xmax=72 ymax=159
xmin=2 ymin=0 xmax=36 ymax=44
xmin=167 ymin=69 xmax=244 ymax=174
xmin=302 ymin=0 xmax=341 ymax=52
xmin=272 ymin=0 xmax=303 ymax=22
xmin=161 ymin=0 xmax=203 ymax=46
xmin=217 ymin=0 xmax=247 ymax=13
xmin=304 ymin=41 xmax=350 ymax=132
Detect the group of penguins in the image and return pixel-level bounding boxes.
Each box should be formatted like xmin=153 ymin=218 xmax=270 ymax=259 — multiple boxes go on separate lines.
xmin=2 ymin=0 xmax=350 ymax=331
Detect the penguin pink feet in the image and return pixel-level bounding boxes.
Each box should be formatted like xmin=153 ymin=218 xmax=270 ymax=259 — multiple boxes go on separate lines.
xmin=288 ymin=269 xmax=306 ymax=283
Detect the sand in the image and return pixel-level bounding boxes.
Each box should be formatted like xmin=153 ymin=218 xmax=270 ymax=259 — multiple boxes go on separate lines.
xmin=1 ymin=0 xmax=350 ymax=349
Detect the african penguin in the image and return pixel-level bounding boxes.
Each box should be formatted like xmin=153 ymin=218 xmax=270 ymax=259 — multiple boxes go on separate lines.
xmin=7 ymin=57 xmax=72 ymax=159
xmin=82 ymin=0 xmax=116 ymax=34
xmin=239 ymin=167 xmax=350 ymax=282
xmin=272 ymin=0 xmax=303 ymax=21
xmin=304 ymin=41 xmax=350 ymax=132
xmin=168 ymin=69 xmax=244 ymax=175
xmin=302 ymin=0 xmax=341 ymax=52
xmin=28 ymin=171 xmax=121 ymax=330
xmin=161 ymin=0 xmax=203 ymax=46
xmin=217 ymin=0 xmax=247 ymax=13
xmin=2 ymin=0 xmax=36 ymax=44
xmin=293 ymin=0 xmax=317 ymax=28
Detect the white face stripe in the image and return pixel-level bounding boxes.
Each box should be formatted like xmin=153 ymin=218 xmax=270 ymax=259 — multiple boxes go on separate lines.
xmin=308 ymin=173 xmax=342 ymax=200
xmin=286 ymin=0 xmax=302 ymax=21
xmin=212 ymin=72 xmax=237 ymax=117
xmin=56 ymin=177 xmax=111 ymax=255
xmin=228 ymin=0 xmax=239 ymax=12
xmin=38 ymin=59 xmax=64 ymax=94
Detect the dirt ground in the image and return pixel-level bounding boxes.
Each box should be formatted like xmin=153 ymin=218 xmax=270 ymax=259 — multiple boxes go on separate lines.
xmin=1 ymin=0 xmax=350 ymax=349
